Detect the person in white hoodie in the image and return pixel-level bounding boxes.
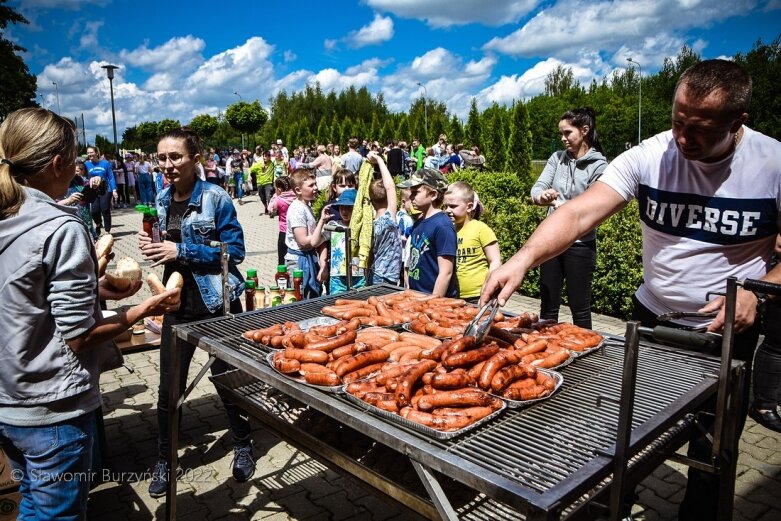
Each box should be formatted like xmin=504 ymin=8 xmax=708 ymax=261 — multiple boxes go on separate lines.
xmin=530 ymin=107 xmax=607 ymax=328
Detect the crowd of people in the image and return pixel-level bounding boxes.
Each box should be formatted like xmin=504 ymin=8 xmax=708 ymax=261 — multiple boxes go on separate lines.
xmin=0 ymin=58 xmax=779 ymax=521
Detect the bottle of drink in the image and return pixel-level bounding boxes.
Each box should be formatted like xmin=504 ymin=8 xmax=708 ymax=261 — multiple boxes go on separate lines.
xmin=247 ymin=269 xmax=259 ymax=289
xmin=275 ymin=265 xmax=289 ymax=293
xmin=149 ymin=208 xmax=161 ymax=243
xmin=292 ymin=270 xmax=304 ymax=301
xmin=245 ymin=280 xmax=256 ymax=311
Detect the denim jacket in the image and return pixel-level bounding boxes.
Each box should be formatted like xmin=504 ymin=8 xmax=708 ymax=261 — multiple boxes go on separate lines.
xmin=156 ymin=178 xmax=245 ymax=312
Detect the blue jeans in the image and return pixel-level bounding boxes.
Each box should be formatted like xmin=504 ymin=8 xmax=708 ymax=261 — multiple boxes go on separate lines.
xmin=0 ymin=411 xmax=95 ymax=521
xmin=233 ymin=173 xmax=244 ymax=198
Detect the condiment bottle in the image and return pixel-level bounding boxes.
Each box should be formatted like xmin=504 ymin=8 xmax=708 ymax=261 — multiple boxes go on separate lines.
xmin=245 ymin=280 xmax=256 ymax=311
xmin=247 ymin=268 xmax=259 ymax=289
xmin=256 ymin=285 xmax=266 ymax=309
xmin=136 ymin=205 xmax=153 ymax=236
xmin=149 ymin=208 xmax=161 ymax=243
xmin=292 ymin=270 xmax=303 ymax=301
xmin=270 ymin=293 xmax=282 ymax=307
xmin=283 ymin=293 xmax=297 ymax=305
xmin=275 ymin=265 xmax=289 ymax=293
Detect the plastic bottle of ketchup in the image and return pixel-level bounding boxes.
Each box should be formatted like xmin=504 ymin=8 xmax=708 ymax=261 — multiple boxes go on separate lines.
xmin=275 ymin=265 xmax=289 ymax=294
xmin=293 ymin=270 xmax=303 ymax=301
xmin=245 ymin=280 xmax=256 ymax=311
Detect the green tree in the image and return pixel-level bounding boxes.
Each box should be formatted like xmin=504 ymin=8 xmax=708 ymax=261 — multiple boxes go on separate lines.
xmin=396 ymin=115 xmax=410 ymax=144
xmin=465 ymin=98 xmax=482 ymax=150
xmin=135 ymin=121 xmax=160 ymax=150
xmin=95 ymin=134 xmax=113 ymax=155
xmin=316 ymin=115 xmax=329 ymax=145
xmin=505 ymin=100 xmax=533 ymax=187
xmin=0 ymin=1 xmax=37 ymax=118
xmin=329 ymin=112 xmax=341 ymax=145
xmin=380 ymin=118 xmax=394 ymax=144
xmin=481 ymin=103 xmax=506 ymax=171
xmin=544 ymin=65 xmax=580 ymax=97
xmin=449 ymin=115 xmax=464 ymax=146
xmin=368 ymin=112 xmax=380 ymax=141
xmin=157 ymin=118 xmax=181 ymax=135
xmin=225 ymin=100 xmax=268 ymax=136
xmin=735 ymin=36 xmax=781 ymax=140
xmin=188 ymin=114 xmax=219 ymax=139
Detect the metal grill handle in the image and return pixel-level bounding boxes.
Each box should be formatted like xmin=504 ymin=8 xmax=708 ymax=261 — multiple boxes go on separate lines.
xmin=740 ymin=278 xmax=781 ymax=297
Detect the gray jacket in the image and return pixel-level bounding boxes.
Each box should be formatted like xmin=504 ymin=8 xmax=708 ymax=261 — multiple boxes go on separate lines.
xmin=530 ymin=148 xmax=608 ymax=242
xmin=0 ymin=188 xmax=104 ymax=425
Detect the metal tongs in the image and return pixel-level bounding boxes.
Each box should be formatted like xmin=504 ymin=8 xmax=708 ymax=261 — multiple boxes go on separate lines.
xmin=464 ymin=298 xmax=500 ymax=344
xmin=656 ymin=310 xmax=718 ymax=332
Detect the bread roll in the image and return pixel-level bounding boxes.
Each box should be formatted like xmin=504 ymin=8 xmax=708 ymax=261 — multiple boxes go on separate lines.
xmin=97 ymin=256 xmax=109 ymax=277
xmin=166 ymin=272 xmax=184 ymax=291
xmin=95 ymin=234 xmax=114 ymax=259
xmin=115 ymin=257 xmax=142 ymax=283
xmin=146 ymin=273 xmax=166 ymax=295
xmin=104 ymin=271 xmax=132 ymax=291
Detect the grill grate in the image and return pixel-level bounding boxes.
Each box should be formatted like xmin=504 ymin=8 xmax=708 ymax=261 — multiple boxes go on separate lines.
xmin=179 ymin=285 xmax=724 ymax=516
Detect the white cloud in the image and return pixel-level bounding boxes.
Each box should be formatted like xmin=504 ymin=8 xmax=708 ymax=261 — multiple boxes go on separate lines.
xmin=324 ymin=39 xmax=338 ymax=51
xmin=366 ymin=0 xmax=539 ymax=27
xmin=410 ymin=48 xmax=455 ymax=78
xmin=120 ymin=36 xmax=205 ymax=73
xmin=79 ymin=21 xmax=103 ymax=50
xmin=609 ymin=34 xmax=706 ymax=71
xmin=347 ymin=13 xmax=394 ymax=48
xmin=283 ymin=50 xmax=297 ymax=62
xmin=484 ymin=0 xmax=755 ymax=58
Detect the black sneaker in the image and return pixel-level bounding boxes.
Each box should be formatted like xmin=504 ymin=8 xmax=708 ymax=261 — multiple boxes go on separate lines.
xmin=148 ymin=459 xmax=181 ymax=498
xmin=231 ymin=444 xmax=255 ymax=482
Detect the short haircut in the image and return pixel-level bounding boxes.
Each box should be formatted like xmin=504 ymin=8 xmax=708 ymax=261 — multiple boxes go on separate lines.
xmin=446 ymin=181 xmax=483 ymax=219
xmin=675 ymin=59 xmax=752 ymax=120
xmin=290 ymin=168 xmax=314 ymax=189
xmin=369 ymin=179 xmax=386 ymax=205
xmin=158 ymin=127 xmax=202 ymax=156
xmin=348 ymin=137 xmax=359 ymax=149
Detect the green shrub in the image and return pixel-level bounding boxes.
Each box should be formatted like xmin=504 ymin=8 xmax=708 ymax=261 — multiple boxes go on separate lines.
xmin=446 ymin=168 xmax=644 ymax=320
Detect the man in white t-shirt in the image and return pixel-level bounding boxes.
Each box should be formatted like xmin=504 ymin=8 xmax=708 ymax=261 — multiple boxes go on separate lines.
xmin=481 ymin=59 xmax=781 ymax=520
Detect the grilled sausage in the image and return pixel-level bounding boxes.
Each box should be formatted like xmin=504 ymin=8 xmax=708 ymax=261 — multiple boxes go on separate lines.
xmin=531 ymin=349 xmax=570 ymax=368
xmin=478 ymin=351 xmax=521 ymax=390
xmin=395 ymin=360 xmax=437 ymax=408
xmin=491 ymin=364 xmax=537 ymax=393
xmin=306 ymin=330 xmax=358 ymax=352
xmin=272 ymin=353 xmax=300 ymax=374
xmin=342 ymin=362 xmax=386 ymax=384
xmin=416 ymin=389 xmax=494 ymax=411
xmin=303 ymin=372 xmax=341 ymax=386
xmin=430 ymin=371 xmax=473 ymax=390
xmin=443 ymin=344 xmax=500 ymax=368
xmin=334 ymin=349 xmax=390 ymax=377
xmin=284 ymin=347 xmax=329 ymax=364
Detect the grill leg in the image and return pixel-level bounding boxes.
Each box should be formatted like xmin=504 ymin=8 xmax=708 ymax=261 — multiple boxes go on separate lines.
xmin=607 ymin=321 xmax=641 ymax=521
xmin=410 ymin=459 xmax=459 ymax=521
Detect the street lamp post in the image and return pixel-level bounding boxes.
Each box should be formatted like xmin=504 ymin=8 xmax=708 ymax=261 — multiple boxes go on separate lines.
xmin=626 ymin=57 xmax=642 ymax=145
xmin=233 ymin=91 xmax=245 ymax=150
xmin=52 ymin=81 xmax=61 ymax=114
xmin=416 ymin=82 xmax=428 ymax=137
xmin=38 ymin=94 xmax=46 ymax=109
xmin=101 ymin=64 xmax=120 ymax=157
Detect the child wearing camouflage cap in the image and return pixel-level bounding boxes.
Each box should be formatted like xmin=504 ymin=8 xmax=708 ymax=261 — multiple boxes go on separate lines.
xmin=397 ymin=168 xmax=459 ymax=297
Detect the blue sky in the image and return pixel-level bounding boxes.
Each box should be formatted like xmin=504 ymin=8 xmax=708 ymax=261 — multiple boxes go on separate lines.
xmin=7 ymin=0 xmax=781 ymax=143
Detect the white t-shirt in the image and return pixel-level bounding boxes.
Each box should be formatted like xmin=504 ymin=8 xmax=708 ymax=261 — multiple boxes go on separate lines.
xmin=599 ymin=127 xmax=781 ymax=326
xmin=285 ymin=199 xmax=317 ymax=252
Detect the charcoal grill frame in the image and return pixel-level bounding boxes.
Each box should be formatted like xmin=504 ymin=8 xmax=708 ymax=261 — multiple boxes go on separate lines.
xmin=162 ymin=285 xmax=745 ymax=520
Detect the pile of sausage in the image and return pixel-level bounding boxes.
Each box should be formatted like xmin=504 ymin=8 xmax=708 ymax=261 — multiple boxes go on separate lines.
xmin=242 ymin=318 xmax=361 ymax=349
xmin=267 ymin=327 xmax=442 ymax=388
xmin=490 ymin=320 xmax=604 ymax=354
xmin=344 ymin=334 xmax=564 ymax=432
xmin=321 ymin=292 xmax=496 ymax=329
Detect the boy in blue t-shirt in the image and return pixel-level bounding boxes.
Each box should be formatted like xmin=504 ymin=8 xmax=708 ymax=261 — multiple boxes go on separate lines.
xmin=397 ymin=169 xmax=458 ymax=297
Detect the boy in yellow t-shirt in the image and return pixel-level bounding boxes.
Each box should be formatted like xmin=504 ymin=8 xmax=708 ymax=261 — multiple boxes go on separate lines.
xmin=443 ymin=181 xmax=501 ymax=300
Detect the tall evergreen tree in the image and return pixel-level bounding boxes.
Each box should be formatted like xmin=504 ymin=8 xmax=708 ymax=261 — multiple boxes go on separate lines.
xmin=330 ymin=112 xmax=341 ymax=145
xmin=369 ymin=112 xmax=380 ymax=141
xmin=380 ymin=118 xmax=394 ymax=144
xmin=396 ymin=115 xmax=410 ymax=144
xmin=505 ymin=100 xmax=533 ymax=185
xmin=482 ymin=103 xmax=506 ymax=171
xmin=449 ymin=115 xmax=464 ymax=146
xmin=316 ymin=115 xmax=328 ymax=145
xmin=465 ymin=98 xmax=482 ymax=150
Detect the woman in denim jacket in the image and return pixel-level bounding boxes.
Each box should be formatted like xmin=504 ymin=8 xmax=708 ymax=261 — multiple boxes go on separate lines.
xmin=139 ymin=128 xmax=255 ymax=497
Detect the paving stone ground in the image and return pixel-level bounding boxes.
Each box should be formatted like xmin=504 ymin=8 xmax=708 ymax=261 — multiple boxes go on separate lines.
xmin=88 ymin=193 xmax=781 ymax=520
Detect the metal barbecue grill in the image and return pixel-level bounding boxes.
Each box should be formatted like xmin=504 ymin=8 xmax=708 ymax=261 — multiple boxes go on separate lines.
xmin=163 ymin=284 xmax=747 ymax=520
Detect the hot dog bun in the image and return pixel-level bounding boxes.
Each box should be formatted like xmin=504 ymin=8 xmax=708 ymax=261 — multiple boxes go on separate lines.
xmin=95 ymin=234 xmax=114 ymax=259
xmin=165 ymin=271 xmax=184 ymax=291
xmin=97 ymin=256 xmax=109 ymax=277
xmin=146 ymin=273 xmax=166 ymax=295
xmin=104 ymin=271 xmax=132 ymax=291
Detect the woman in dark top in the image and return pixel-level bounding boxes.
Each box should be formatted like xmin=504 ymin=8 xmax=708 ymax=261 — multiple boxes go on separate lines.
xmin=138 ymin=127 xmax=254 ymax=498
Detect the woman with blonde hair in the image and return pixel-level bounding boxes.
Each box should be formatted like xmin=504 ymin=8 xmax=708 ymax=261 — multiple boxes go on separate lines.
xmin=300 ymin=144 xmax=333 ymax=191
xmin=0 ymin=108 xmax=177 ymax=520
